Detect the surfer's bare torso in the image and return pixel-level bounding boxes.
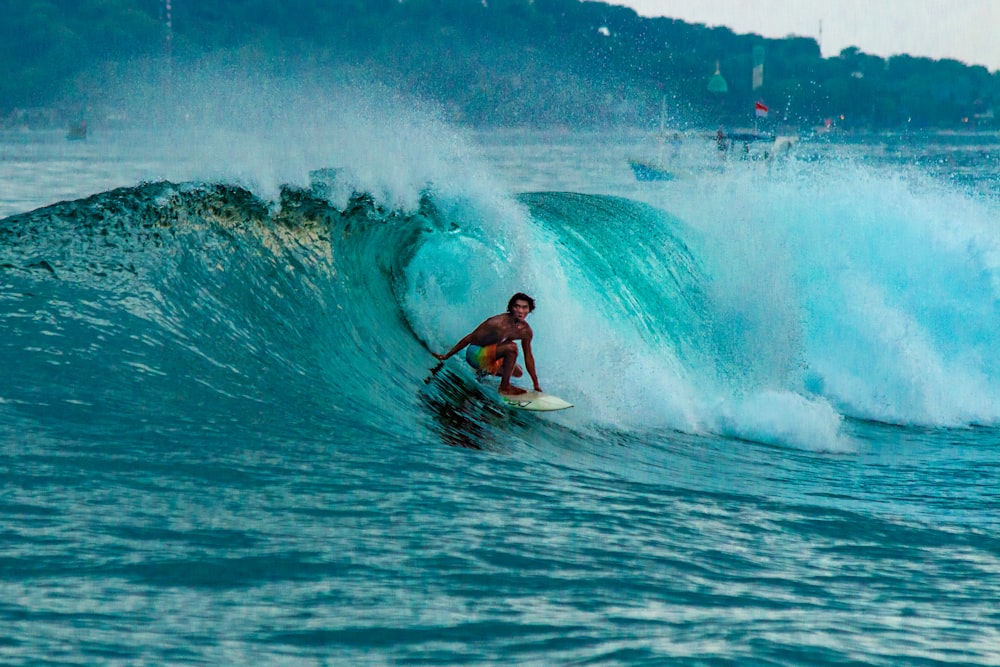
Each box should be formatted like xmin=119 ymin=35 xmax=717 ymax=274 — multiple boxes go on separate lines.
xmin=465 ymin=312 xmax=532 ymax=348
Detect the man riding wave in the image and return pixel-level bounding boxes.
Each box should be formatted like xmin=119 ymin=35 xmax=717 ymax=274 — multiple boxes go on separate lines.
xmin=432 ymin=292 xmax=541 ymax=396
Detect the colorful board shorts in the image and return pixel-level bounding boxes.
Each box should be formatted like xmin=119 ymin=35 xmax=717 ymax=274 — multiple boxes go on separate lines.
xmin=466 ymin=344 xmax=502 ymax=375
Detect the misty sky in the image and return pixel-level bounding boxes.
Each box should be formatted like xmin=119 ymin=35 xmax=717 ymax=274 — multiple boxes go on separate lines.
xmin=607 ymin=0 xmax=1000 ymax=71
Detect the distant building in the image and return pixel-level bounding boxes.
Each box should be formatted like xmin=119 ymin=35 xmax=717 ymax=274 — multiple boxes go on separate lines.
xmin=707 ymin=61 xmax=728 ymax=94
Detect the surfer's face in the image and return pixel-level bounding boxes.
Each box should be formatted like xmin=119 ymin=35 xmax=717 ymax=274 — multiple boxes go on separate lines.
xmin=510 ymin=300 xmax=531 ymax=321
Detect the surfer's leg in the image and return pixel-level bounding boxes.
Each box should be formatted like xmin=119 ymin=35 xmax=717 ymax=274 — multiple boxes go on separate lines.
xmin=489 ymin=359 xmax=523 ymax=377
xmin=467 ymin=344 xmax=500 ymax=381
xmin=473 ymin=343 xmax=521 ymax=378
xmin=496 ymin=341 xmax=526 ymax=395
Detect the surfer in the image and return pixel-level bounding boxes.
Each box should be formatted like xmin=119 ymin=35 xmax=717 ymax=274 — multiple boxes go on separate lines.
xmin=432 ymin=292 xmax=541 ymax=396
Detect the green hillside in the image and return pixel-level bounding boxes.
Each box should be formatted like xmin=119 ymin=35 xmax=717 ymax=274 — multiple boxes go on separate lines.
xmin=2 ymin=0 xmax=997 ymax=130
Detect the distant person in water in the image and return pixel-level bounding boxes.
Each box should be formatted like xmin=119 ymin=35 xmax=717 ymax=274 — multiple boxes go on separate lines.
xmin=433 ymin=292 xmax=541 ymax=396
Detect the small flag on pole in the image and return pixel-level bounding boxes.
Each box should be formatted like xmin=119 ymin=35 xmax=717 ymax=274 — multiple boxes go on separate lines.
xmin=754 ymin=101 xmax=769 ymax=118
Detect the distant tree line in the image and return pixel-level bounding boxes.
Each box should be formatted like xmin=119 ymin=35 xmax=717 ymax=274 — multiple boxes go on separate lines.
xmin=2 ymin=0 xmax=998 ymax=130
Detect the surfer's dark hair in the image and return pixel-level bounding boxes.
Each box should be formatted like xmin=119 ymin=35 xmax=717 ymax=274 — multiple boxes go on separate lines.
xmin=508 ymin=292 xmax=535 ymax=313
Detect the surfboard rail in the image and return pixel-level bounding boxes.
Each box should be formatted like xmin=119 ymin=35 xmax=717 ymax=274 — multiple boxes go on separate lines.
xmin=500 ymin=391 xmax=573 ymax=412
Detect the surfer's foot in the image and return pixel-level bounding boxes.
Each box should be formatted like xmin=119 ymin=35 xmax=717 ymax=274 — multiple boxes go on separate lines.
xmin=499 ymin=385 xmax=527 ymax=396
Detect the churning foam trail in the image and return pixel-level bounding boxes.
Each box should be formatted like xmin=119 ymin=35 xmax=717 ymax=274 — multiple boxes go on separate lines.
xmin=658 ymin=155 xmax=1000 ymax=430
xmin=713 ymin=390 xmax=853 ymax=453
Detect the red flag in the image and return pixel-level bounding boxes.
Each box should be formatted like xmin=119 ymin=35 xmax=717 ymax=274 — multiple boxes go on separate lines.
xmin=754 ymin=101 xmax=769 ymax=118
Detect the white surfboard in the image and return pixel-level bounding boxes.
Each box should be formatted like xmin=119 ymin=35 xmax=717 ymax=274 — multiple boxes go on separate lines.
xmin=500 ymin=391 xmax=574 ymax=412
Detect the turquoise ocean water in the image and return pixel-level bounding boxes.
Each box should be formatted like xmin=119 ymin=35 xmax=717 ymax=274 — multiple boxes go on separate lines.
xmin=2 ymin=92 xmax=1000 ymax=665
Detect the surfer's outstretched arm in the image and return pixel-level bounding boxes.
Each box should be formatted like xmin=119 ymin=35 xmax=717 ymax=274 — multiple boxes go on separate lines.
xmin=434 ymin=316 xmax=501 ymax=360
xmin=521 ymin=335 xmax=541 ymax=392
xmin=433 ymin=333 xmax=473 ymax=361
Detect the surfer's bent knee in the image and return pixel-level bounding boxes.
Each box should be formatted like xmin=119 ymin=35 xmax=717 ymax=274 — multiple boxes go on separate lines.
xmin=497 ymin=341 xmax=518 ymax=356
